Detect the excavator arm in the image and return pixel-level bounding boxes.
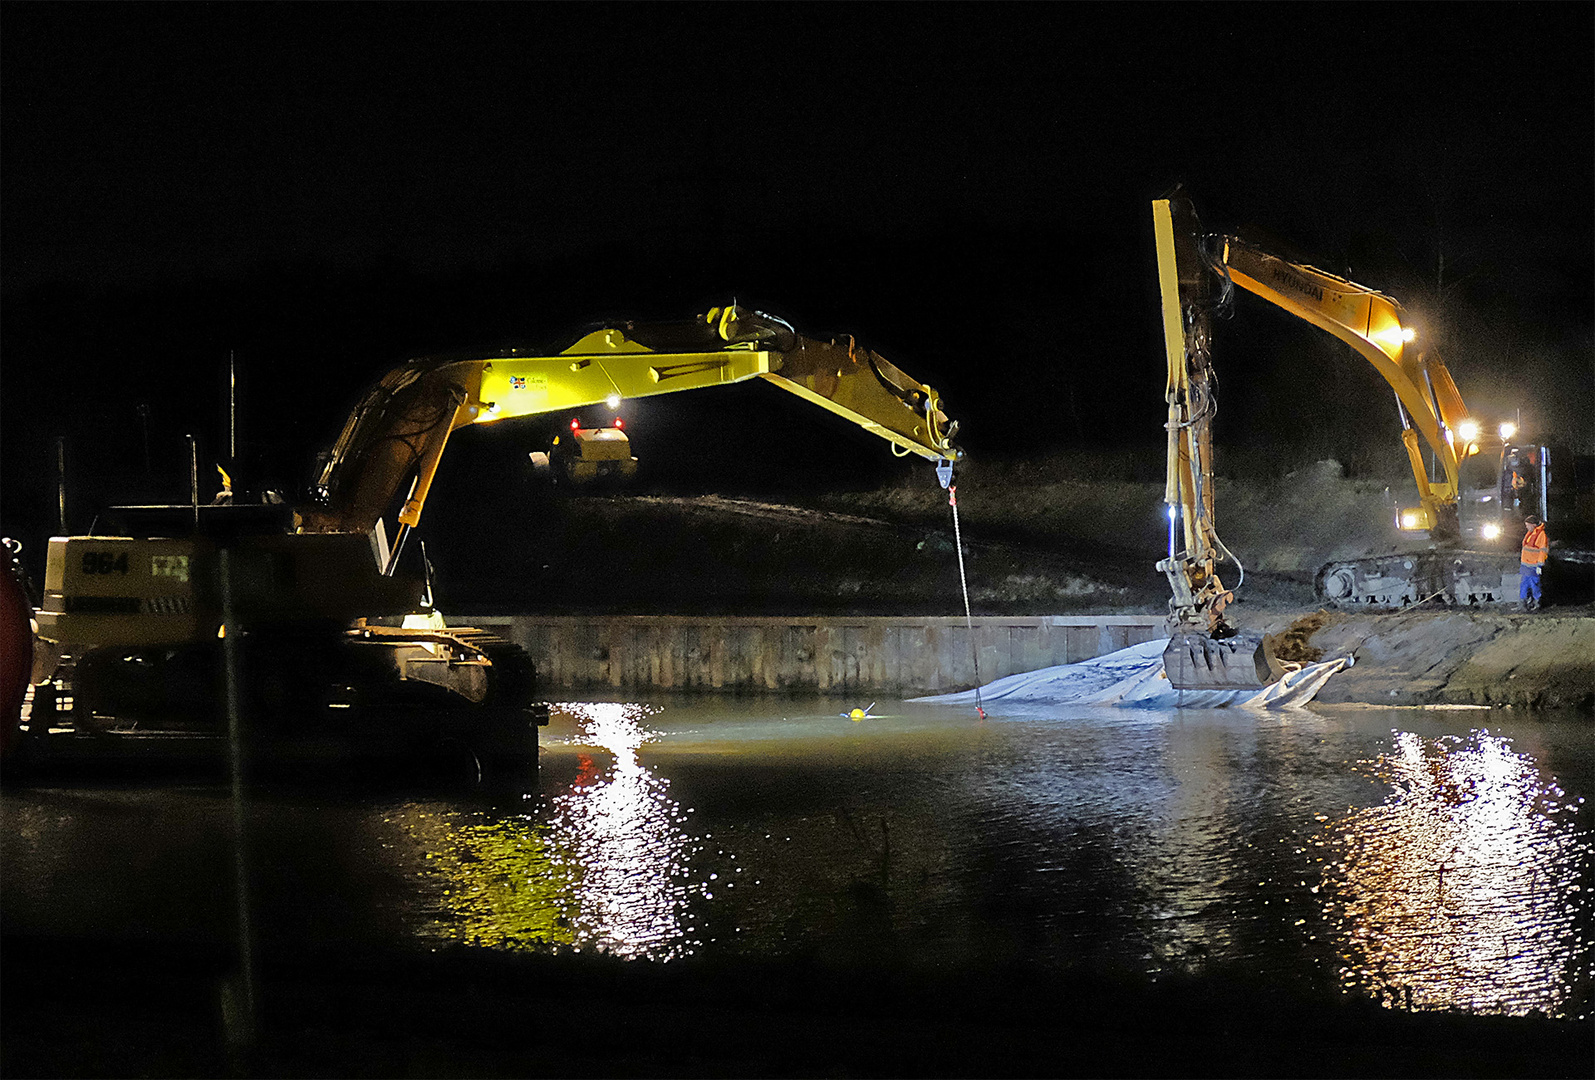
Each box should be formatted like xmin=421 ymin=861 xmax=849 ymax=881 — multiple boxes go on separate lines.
xmin=1153 ymin=197 xmax=1282 ymax=690
xmin=297 ymin=305 xmax=960 ymax=558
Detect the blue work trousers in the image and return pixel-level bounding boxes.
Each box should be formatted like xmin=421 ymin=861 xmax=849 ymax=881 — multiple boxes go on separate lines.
xmin=1519 ymin=564 xmax=1542 ymax=604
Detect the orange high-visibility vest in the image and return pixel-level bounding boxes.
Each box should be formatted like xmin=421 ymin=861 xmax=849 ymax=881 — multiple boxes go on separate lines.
xmin=1521 ymin=523 xmax=1549 ymax=567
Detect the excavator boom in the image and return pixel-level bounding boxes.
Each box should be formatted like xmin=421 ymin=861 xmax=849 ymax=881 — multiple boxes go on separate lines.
xmin=299 ymin=305 xmax=959 ymax=543
xmin=1216 ymin=238 xmax=1467 ymax=540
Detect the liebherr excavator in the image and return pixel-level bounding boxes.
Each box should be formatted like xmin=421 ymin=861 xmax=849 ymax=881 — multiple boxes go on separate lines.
xmin=1153 ymin=193 xmax=1586 ymax=691
xmin=13 ymin=305 xmax=960 ymax=771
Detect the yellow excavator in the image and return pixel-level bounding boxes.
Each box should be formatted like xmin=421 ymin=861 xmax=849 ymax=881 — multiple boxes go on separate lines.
xmin=15 ymin=304 xmax=959 ymax=770
xmin=1153 ymin=192 xmax=1578 ymax=691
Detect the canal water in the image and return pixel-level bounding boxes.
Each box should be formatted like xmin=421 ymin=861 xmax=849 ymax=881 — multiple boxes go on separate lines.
xmin=3 ymin=698 xmax=1591 ymax=1022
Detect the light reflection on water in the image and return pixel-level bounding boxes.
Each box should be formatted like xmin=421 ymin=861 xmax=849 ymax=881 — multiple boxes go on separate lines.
xmin=548 ymin=702 xmax=702 ymax=957
xmin=403 ymin=700 xmax=1591 ymax=1018
xmin=408 ymin=702 xmax=703 ymax=958
xmin=1323 ymin=728 xmax=1590 ymax=1016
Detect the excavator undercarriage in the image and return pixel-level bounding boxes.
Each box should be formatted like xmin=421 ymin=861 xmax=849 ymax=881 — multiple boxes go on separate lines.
xmin=1315 ymin=549 xmax=1520 ymax=609
xmin=18 ymin=626 xmax=545 ymax=778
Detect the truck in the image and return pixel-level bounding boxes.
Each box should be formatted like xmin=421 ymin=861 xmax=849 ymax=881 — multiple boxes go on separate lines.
xmin=1152 ymin=192 xmax=1590 ymax=691
xmin=8 ymin=304 xmax=960 ymax=773
xmin=528 ymin=416 xmax=639 ymax=489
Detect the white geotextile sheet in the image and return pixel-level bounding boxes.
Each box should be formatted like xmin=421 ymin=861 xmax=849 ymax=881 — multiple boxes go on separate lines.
xmin=909 ymin=639 xmax=1351 ymax=710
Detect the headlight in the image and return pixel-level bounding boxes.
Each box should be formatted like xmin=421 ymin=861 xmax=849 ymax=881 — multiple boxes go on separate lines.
xmin=1457 ymin=420 xmax=1480 ymax=443
xmin=1481 ymin=522 xmax=1502 ymax=541
xmin=1498 ymin=421 xmax=1518 ymax=440
xmin=1398 ymin=510 xmax=1424 ymax=531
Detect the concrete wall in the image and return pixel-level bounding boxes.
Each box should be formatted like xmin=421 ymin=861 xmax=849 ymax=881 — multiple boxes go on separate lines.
xmin=455 ymin=614 xmax=1166 ymax=696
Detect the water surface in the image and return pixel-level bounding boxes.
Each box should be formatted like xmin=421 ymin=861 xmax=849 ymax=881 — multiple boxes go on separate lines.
xmin=3 ymin=697 xmax=1590 ymax=1020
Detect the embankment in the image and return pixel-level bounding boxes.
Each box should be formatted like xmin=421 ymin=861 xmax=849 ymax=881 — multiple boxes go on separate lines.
xmin=1264 ymin=609 xmax=1595 ymax=710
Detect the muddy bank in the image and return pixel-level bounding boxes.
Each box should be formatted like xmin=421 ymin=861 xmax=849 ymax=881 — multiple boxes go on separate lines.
xmin=1256 ymin=609 xmax=1595 ymax=710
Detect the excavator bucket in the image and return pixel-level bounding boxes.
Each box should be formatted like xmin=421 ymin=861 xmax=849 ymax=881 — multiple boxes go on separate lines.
xmin=1163 ymin=631 xmax=1277 ymax=692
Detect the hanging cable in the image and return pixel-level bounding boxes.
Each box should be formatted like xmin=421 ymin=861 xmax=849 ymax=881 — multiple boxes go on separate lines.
xmin=946 ymin=480 xmax=985 ymax=720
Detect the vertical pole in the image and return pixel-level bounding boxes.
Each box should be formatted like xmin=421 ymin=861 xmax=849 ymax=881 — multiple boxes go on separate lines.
xmin=137 ymin=404 xmax=152 ymax=476
xmin=1539 ymin=449 xmax=1550 ymax=523
xmin=189 ymin=435 xmax=200 ymax=531
xmin=55 ymin=437 xmax=68 ymax=535
xmin=218 ymin=548 xmax=257 ymax=1053
xmin=229 ymin=351 xmax=237 ymax=467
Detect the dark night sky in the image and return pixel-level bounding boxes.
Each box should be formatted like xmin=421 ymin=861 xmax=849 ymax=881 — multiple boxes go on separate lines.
xmin=2 ymin=4 xmax=1591 ymax=555
xmin=6 ymin=6 xmax=1589 ymax=290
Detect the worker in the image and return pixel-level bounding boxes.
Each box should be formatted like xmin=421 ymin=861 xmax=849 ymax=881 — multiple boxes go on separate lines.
xmin=1519 ymin=514 xmax=1548 ymax=612
xmin=1507 ymin=449 xmax=1534 ymax=514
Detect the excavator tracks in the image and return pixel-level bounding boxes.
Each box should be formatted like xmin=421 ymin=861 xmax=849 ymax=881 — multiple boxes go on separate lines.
xmin=1314 ymin=549 xmax=1521 ymax=609
xmin=443 ymin=629 xmax=541 ymax=711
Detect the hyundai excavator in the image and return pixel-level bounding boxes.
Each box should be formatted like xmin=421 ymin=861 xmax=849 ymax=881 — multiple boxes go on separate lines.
xmin=1153 ymin=192 xmax=1588 ymax=692
xmin=11 ymin=304 xmax=960 ymax=771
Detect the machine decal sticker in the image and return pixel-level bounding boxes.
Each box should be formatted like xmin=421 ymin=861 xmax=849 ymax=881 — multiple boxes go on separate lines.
xmin=150 ymin=554 xmax=189 ymax=582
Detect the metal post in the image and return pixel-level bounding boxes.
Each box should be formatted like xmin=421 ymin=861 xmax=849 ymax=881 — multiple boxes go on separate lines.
xmin=218 ymin=548 xmax=257 ymax=1052
xmin=136 ymin=404 xmax=152 ymax=476
xmin=1539 ymin=449 xmax=1550 ymax=523
xmin=189 ymin=435 xmax=200 ymax=531
xmin=55 ymin=437 xmax=68 ymax=535
xmin=229 ymin=351 xmax=237 ymax=467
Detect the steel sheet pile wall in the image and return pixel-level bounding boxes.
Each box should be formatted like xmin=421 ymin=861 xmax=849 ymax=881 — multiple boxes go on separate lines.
xmin=456 ymin=615 xmax=1164 ymax=696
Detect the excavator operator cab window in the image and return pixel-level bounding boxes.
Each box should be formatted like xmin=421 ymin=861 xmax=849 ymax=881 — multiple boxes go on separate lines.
xmin=1501 ymin=447 xmax=1542 ymax=525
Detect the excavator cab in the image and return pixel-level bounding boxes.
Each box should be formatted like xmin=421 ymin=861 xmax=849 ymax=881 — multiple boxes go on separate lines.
xmin=1501 ymin=445 xmax=1544 ymax=526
